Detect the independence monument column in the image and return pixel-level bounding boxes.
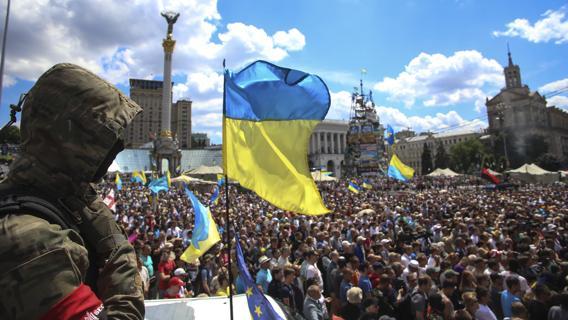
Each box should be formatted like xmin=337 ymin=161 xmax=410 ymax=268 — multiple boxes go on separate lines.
xmin=155 ymin=11 xmax=181 ymax=174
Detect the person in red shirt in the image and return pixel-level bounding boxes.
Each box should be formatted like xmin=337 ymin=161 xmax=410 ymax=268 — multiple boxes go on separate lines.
xmin=157 ymin=245 xmax=176 ymax=298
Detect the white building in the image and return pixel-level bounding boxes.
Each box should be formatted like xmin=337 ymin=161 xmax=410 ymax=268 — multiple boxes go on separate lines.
xmin=308 ymin=120 xmax=349 ymax=178
xmin=393 ymin=130 xmax=481 ymax=175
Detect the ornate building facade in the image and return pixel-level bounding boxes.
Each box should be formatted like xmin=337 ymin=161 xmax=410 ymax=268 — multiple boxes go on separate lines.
xmin=308 ymin=120 xmax=349 ymax=178
xmin=485 ymin=50 xmax=568 ymax=164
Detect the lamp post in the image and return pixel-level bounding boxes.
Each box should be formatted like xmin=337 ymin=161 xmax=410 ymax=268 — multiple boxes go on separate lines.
xmin=495 ymin=103 xmax=510 ymax=169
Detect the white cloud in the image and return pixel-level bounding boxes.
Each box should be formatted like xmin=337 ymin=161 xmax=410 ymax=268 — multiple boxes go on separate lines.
xmin=4 ymin=0 xmax=306 ymax=86
xmin=493 ymin=6 xmax=568 ymax=44
xmin=376 ymin=106 xmax=486 ymax=134
xmin=2 ymin=74 xmax=16 ymax=88
xmin=547 ymin=95 xmax=568 ymax=109
xmin=374 ymin=50 xmax=502 ymax=110
xmin=327 ymin=90 xmax=352 ymax=120
xmin=273 ymin=28 xmax=306 ymax=51
xmin=539 ymin=78 xmax=568 ymax=93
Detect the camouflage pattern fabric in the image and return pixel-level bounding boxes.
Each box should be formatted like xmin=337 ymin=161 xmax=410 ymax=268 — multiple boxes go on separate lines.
xmin=0 ymin=63 xmax=144 ymax=319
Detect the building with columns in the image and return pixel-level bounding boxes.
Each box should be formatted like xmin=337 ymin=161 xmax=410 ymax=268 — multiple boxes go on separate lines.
xmin=393 ymin=130 xmax=481 ymax=175
xmin=308 ymin=120 xmax=349 ymax=178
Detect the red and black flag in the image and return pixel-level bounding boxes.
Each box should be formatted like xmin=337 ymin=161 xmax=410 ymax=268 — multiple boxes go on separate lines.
xmin=481 ymin=168 xmax=501 ymax=184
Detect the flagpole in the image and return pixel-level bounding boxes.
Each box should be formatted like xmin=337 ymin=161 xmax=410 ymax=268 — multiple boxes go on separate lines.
xmin=222 ymin=58 xmax=235 ymax=320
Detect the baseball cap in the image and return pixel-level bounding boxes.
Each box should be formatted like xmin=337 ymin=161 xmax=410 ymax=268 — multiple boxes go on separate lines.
xmin=409 ymin=260 xmax=419 ymax=268
xmin=168 ymin=276 xmax=185 ymax=287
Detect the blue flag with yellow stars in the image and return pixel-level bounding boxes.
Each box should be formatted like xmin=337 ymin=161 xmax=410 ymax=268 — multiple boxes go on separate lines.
xmin=235 ymin=235 xmax=284 ymax=320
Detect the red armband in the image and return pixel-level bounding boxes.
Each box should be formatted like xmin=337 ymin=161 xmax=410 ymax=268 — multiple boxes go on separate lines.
xmin=41 ymin=284 xmax=106 ymax=320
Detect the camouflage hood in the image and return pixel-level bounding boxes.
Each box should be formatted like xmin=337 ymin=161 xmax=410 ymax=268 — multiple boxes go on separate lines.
xmin=7 ymin=63 xmax=141 ymax=197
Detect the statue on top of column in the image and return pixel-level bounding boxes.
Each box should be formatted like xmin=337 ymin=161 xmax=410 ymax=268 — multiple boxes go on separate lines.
xmin=161 ymin=11 xmax=180 ymax=36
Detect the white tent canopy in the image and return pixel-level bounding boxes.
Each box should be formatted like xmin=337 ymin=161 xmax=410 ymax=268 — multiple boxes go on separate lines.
xmin=187 ymin=165 xmax=224 ymax=175
xmin=487 ymin=168 xmax=502 ymax=176
xmin=506 ymin=163 xmax=553 ymax=175
xmin=426 ymin=168 xmax=461 ymax=177
xmin=107 ymin=160 xmax=120 ymax=173
xmin=311 ymin=171 xmax=338 ymax=181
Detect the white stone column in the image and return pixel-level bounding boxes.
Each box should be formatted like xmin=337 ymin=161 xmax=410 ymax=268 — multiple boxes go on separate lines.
xmin=323 ymin=132 xmax=328 ymax=154
xmin=161 ymin=37 xmax=175 ymax=137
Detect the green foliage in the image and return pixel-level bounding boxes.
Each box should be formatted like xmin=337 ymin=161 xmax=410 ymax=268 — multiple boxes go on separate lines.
xmin=421 ymin=143 xmax=433 ymax=175
xmin=449 ymin=138 xmax=487 ymax=174
xmin=434 ymin=141 xmax=449 ymax=169
xmin=0 ymin=126 xmax=20 ymax=144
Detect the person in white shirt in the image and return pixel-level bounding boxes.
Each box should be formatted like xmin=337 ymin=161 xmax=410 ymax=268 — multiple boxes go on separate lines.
xmin=475 ymin=287 xmax=498 ymax=320
xmin=500 ymin=259 xmax=529 ymax=294
xmin=306 ymin=251 xmax=323 ymax=288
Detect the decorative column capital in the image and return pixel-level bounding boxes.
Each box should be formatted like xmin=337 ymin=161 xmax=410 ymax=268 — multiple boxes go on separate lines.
xmin=160 ymin=129 xmax=173 ymax=138
xmin=163 ymin=37 xmax=176 ymax=53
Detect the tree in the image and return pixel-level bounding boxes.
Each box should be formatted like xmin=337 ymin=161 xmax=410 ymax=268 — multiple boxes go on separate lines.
xmin=0 ymin=126 xmax=20 ymax=144
xmin=434 ymin=141 xmax=449 ymax=169
xmin=421 ymin=143 xmax=433 ymax=175
xmin=449 ymin=138 xmax=487 ymax=174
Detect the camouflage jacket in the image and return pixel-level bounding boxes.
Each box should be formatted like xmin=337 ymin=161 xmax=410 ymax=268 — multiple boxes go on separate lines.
xmin=0 ymin=63 xmax=144 ymax=319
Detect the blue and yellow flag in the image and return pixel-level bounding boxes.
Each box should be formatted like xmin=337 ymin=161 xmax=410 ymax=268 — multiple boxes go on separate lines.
xmin=388 ymin=154 xmax=415 ymax=181
xmin=141 ymin=171 xmax=147 ymax=184
xmin=115 ymin=172 xmax=122 ymax=190
xmin=385 ymin=124 xmax=395 ymax=145
xmin=148 ymin=176 xmax=169 ymax=194
xmin=210 ymin=176 xmax=225 ymax=205
xmin=131 ymin=170 xmax=147 ymax=184
xmin=166 ymin=170 xmax=171 ymax=187
xmin=235 ymin=234 xmax=284 ymax=320
xmin=223 ymin=60 xmax=330 ymax=215
xmin=348 ymin=181 xmax=361 ymax=194
xmin=181 ymin=187 xmax=221 ymax=263
xmin=362 ymin=179 xmax=373 ymax=190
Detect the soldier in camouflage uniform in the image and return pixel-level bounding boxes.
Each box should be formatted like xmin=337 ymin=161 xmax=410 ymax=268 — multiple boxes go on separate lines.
xmin=0 ymin=64 xmax=144 ymax=319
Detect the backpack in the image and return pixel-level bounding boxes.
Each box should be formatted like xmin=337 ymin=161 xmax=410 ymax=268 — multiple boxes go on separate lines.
xmin=0 ymin=183 xmax=99 ymax=288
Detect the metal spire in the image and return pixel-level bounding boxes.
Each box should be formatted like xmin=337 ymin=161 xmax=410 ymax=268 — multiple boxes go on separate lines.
xmin=507 ymin=42 xmax=513 ymax=66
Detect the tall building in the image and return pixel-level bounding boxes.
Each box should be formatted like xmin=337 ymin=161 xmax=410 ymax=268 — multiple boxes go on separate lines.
xmin=125 ymin=79 xmax=165 ymax=147
xmin=485 ymin=49 xmax=568 ymax=164
xmin=173 ymin=100 xmax=192 ymax=149
xmin=125 ymin=79 xmax=193 ymax=150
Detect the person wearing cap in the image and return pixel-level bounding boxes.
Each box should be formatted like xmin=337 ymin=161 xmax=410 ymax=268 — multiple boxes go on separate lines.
xmin=256 ymin=255 xmax=273 ymax=293
xmin=173 ymin=267 xmax=193 ymax=297
xmin=164 ymin=277 xmax=186 ymax=299
xmin=403 ymin=260 xmax=421 ymax=286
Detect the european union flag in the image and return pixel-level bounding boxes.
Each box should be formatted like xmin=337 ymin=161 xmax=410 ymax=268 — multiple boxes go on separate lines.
xmin=180 ymin=187 xmax=221 ymax=263
xmin=348 ymin=181 xmax=361 ymax=194
xmin=223 ymin=60 xmax=330 ymax=215
xmin=148 ymin=176 xmax=169 ymax=194
xmin=235 ymin=234 xmax=284 ymax=320
xmin=385 ymin=124 xmax=395 ymax=145
xmin=115 ymin=172 xmax=122 ymax=191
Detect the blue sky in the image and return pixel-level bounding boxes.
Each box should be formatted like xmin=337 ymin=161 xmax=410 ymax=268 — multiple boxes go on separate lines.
xmin=1 ymin=0 xmax=567 ymax=144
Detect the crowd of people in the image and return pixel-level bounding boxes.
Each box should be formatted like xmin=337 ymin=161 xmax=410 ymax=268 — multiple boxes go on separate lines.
xmin=98 ymin=174 xmax=568 ymax=320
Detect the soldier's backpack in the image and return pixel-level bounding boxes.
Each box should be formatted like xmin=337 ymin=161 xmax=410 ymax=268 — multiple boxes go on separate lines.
xmin=0 ymin=183 xmax=99 ymax=288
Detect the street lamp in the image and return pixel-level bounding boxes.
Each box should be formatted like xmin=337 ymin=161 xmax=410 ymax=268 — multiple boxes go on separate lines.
xmin=495 ymin=103 xmax=510 ymax=169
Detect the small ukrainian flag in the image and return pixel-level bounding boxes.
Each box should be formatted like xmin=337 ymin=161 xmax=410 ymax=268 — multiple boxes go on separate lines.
xmin=348 ymin=181 xmax=361 ymax=194
xmin=362 ymin=180 xmax=372 ymax=190
xmin=115 ymin=172 xmax=122 ymax=191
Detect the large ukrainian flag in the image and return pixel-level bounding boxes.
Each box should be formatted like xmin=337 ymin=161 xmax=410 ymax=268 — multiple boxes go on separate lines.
xmin=223 ymin=61 xmax=330 ymax=215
